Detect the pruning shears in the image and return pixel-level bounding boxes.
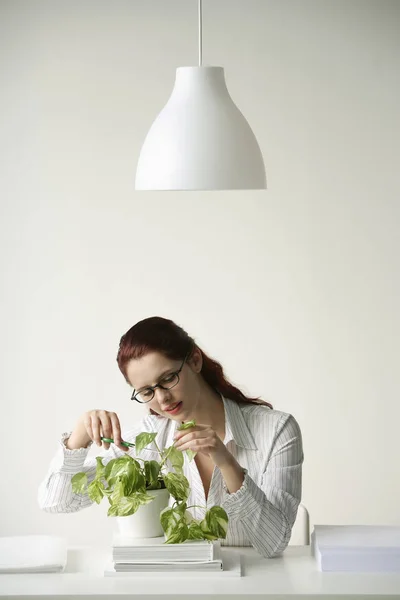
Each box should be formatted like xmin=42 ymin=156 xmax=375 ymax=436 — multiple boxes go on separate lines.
xmin=100 ymin=437 xmax=135 ymax=448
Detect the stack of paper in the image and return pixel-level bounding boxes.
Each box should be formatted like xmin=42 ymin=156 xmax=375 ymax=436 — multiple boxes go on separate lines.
xmin=104 ymin=535 xmax=231 ymax=576
xmin=112 ymin=534 xmax=216 ymax=563
xmin=113 ymin=545 xmax=223 ymax=573
xmin=312 ymin=525 xmax=400 ymax=572
xmin=0 ymin=535 xmax=67 ymax=573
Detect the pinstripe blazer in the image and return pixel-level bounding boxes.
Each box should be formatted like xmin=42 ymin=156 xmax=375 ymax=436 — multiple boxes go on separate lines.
xmin=38 ymin=396 xmax=303 ymax=558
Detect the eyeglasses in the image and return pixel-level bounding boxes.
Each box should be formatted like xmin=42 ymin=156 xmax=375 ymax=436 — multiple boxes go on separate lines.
xmin=130 ymin=352 xmax=189 ymax=404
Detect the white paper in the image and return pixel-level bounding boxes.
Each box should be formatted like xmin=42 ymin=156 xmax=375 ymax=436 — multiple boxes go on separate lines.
xmin=0 ymin=535 xmax=67 ymax=573
xmin=313 ymin=525 xmax=400 ymax=549
xmin=312 ymin=526 xmax=400 ymax=572
xmin=104 ymin=549 xmax=242 ymax=577
xmin=112 ymin=534 xmax=217 ymax=562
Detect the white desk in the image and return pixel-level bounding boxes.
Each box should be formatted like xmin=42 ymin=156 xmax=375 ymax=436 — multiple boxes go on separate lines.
xmin=1 ymin=545 xmax=399 ymax=599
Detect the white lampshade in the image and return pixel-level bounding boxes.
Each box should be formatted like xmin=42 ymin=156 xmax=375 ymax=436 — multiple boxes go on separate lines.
xmin=135 ymin=66 xmax=266 ymax=191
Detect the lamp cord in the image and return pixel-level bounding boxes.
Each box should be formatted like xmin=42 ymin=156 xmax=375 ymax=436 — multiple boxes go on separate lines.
xmin=198 ymin=0 xmax=202 ymax=66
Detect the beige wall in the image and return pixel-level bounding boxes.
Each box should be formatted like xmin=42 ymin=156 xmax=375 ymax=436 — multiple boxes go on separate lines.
xmin=1 ymin=0 xmax=399 ymax=544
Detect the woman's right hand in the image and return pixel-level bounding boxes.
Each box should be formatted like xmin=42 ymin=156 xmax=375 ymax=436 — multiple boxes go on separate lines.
xmin=66 ymin=410 xmax=128 ymax=452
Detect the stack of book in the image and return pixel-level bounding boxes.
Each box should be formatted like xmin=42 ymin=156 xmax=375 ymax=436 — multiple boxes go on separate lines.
xmin=104 ymin=535 xmax=242 ymax=577
xmin=312 ymin=525 xmax=400 ymax=572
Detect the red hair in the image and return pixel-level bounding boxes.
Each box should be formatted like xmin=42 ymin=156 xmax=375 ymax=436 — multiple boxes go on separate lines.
xmin=117 ymin=316 xmax=273 ymax=413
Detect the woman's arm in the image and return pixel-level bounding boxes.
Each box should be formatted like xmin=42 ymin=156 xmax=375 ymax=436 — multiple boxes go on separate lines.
xmin=221 ymin=413 xmax=303 ymax=558
xmin=37 ymin=432 xmax=126 ymax=513
xmin=218 ymin=456 xmax=245 ymax=493
xmin=37 ymin=413 xmax=163 ymax=513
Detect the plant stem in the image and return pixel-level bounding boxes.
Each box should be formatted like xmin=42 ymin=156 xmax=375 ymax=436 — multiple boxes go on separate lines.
xmin=153 ymin=440 xmax=162 ymax=455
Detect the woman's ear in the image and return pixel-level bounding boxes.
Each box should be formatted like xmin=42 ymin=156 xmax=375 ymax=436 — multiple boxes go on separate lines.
xmin=188 ymin=346 xmax=203 ymax=373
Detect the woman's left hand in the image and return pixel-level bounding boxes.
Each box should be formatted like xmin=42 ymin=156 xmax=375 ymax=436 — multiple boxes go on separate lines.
xmin=173 ymin=424 xmax=233 ymax=468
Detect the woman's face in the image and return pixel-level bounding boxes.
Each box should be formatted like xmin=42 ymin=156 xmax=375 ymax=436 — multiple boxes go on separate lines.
xmin=125 ymin=350 xmax=203 ymax=421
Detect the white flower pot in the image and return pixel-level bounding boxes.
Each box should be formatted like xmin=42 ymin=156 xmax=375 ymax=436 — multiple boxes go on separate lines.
xmin=115 ymin=488 xmax=170 ymax=538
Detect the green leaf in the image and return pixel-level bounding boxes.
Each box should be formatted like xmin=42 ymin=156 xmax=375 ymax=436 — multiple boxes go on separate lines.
xmin=104 ymin=458 xmax=116 ymax=480
xmin=135 ymin=432 xmax=157 ymax=454
xmin=146 ymin=479 xmax=162 ymax=490
xmin=144 ymin=460 xmax=161 ymax=487
xmin=164 ymin=521 xmax=189 ymax=544
xmin=160 ymin=505 xmax=190 ymax=543
xmin=160 ymin=507 xmax=177 ymax=537
xmin=116 ymin=495 xmax=141 ymax=516
xmin=187 ymin=521 xmax=204 ymax=540
xmin=175 ymin=423 xmax=197 ymax=461
xmin=87 ymin=479 xmax=105 ymax=504
xmin=95 ymin=456 xmax=105 ymax=480
xmin=123 ymin=462 xmax=146 ymax=495
xmin=105 ymin=456 xmax=132 ymax=481
xmin=135 ymin=491 xmax=155 ymax=506
xmin=109 ymin=478 xmax=125 ymax=505
xmin=71 ymin=472 xmax=88 ymax=494
xmin=116 ymin=491 xmax=155 ymax=516
xmin=160 ymin=504 xmax=185 ymax=537
xmin=135 ymin=471 xmax=147 ymax=493
xmin=165 ymin=445 xmax=184 ymax=474
xmin=199 ymin=519 xmax=219 ymax=541
xmin=205 ymin=506 xmax=229 ymax=539
xmin=163 ymin=472 xmax=190 ymax=502
xmin=105 ymin=456 xmax=144 ymax=495
xmin=185 ymin=449 xmax=197 ymax=462
xmin=174 ymin=502 xmax=188 ymax=517
xmin=177 ymin=420 xmax=196 ymax=431
xmin=107 ymin=503 xmax=119 ymax=516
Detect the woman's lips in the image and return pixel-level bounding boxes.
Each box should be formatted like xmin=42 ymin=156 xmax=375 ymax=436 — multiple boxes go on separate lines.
xmin=164 ymin=401 xmax=183 ymax=415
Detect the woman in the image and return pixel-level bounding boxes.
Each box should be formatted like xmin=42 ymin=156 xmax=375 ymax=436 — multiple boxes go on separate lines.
xmin=38 ymin=316 xmax=304 ymax=558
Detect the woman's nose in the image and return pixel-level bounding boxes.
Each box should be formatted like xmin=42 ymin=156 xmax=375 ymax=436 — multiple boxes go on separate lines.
xmin=154 ymin=386 xmax=172 ymax=402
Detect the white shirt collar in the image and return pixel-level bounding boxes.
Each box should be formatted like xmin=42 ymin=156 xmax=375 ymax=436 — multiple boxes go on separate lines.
xmin=222 ymin=396 xmax=258 ymax=450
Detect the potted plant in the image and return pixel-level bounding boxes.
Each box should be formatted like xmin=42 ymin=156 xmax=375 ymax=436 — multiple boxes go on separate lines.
xmin=71 ymin=421 xmax=229 ymax=543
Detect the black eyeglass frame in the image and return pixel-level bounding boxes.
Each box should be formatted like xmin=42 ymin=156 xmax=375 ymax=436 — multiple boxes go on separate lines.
xmin=130 ymin=350 xmax=191 ymax=404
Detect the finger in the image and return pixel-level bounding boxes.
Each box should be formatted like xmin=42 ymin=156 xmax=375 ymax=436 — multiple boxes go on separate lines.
xmin=109 ymin=412 xmax=121 ymax=443
xmin=110 ymin=413 xmax=127 ymax=452
xmin=83 ymin=414 xmax=94 ymax=442
xmin=175 ymin=428 xmax=209 ymax=440
xmin=176 ymin=440 xmax=212 ymax=453
xmin=174 ymin=424 xmax=206 ymax=441
xmin=174 ymin=430 xmax=209 ymax=447
xmin=174 ymin=434 xmax=209 ymax=451
xmin=98 ymin=412 xmax=113 ymax=450
xmin=174 ymin=433 xmax=211 ymax=451
xmin=91 ymin=414 xmax=103 ymax=447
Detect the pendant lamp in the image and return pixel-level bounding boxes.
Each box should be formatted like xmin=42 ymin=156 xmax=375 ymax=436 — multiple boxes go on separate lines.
xmin=135 ymin=0 xmax=266 ymax=191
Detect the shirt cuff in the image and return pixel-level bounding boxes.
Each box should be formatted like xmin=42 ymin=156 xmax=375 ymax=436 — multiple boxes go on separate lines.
xmin=55 ymin=432 xmax=93 ymax=472
xmin=221 ymin=469 xmax=265 ymax=520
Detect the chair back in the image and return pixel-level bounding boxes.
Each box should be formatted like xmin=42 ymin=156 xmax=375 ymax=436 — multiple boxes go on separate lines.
xmin=289 ymin=503 xmax=310 ymax=545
